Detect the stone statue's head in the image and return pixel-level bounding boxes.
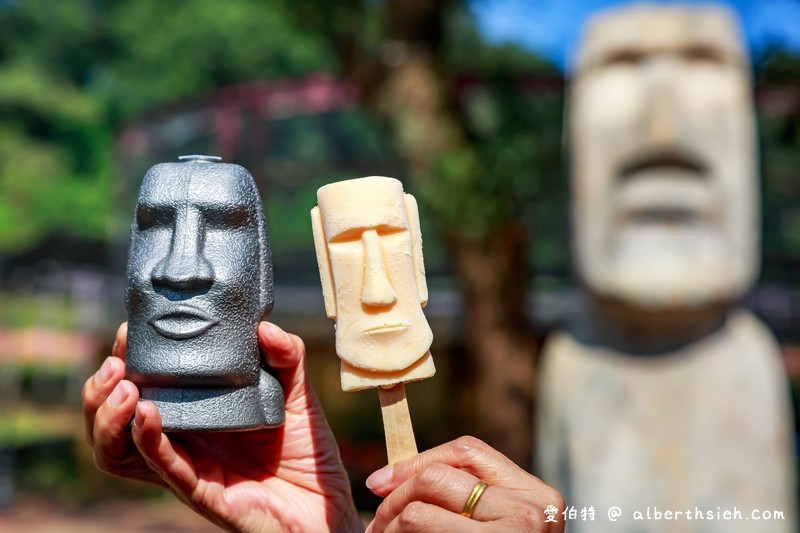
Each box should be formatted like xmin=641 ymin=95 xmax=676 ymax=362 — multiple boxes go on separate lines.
xmin=311 ymin=177 xmax=432 ymax=381
xmin=570 ymin=5 xmax=758 ymax=310
xmin=126 ymin=155 xmax=273 ymax=389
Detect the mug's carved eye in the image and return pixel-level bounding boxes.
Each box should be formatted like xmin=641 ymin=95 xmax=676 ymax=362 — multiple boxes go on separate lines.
xmin=205 ymin=205 xmax=251 ymax=229
xmin=136 ymin=206 xmax=157 ymax=230
xmin=136 ymin=205 xmax=172 ymax=230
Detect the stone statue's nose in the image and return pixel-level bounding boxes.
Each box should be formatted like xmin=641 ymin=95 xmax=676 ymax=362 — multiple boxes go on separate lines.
xmin=644 ymin=57 xmax=679 ymax=147
xmin=151 ymin=208 xmax=214 ymax=292
xmin=360 ymin=229 xmax=397 ymax=307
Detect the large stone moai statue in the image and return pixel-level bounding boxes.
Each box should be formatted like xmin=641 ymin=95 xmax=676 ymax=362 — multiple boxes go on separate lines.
xmin=538 ymin=5 xmax=796 ymax=532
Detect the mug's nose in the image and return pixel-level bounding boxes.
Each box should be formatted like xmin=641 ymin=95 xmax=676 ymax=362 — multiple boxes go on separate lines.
xmin=151 ymin=208 xmax=214 ymax=292
xmin=360 ymin=229 xmax=397 ymax=307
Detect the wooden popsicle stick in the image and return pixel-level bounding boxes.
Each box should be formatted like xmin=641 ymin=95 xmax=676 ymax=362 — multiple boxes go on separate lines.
xmin=378 ymin=383 xmax=418 ymax=464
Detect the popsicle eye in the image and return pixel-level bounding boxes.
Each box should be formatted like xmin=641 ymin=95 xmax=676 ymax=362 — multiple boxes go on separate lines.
xmin=328 ymin=225 xmax=407 ymax=243
xmin=375 ymin=225 xmax=407 ymax=237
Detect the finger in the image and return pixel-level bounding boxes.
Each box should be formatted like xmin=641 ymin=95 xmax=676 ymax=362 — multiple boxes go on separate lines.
xmin=372 ymin=463 xmax=507 ymax=531
xmin=367 ymin=436 xmax=532 ymax=497
xmin=378 ymin=501 xmax=488 ymax=533
xmin=111 ymin=322 xmax=128 ymax=360
xmin=92 ymin=380 xmax=140 ymax=474
xmin=258 ymin=321 xmax=302 ymax=369
xmin=131 ymin=401 xmax=200 ymax=499
xmin=258 ymin=322 xmax=316 ymax=412
xmin=83 ymin=356 xmax=126 ymax=446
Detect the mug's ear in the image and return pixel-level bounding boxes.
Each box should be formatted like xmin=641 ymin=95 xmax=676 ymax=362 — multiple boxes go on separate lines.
xmin=311 ymin=206 xmax=337 ymax=318
xmin=404 ymin=193 xmax=428 ymax=307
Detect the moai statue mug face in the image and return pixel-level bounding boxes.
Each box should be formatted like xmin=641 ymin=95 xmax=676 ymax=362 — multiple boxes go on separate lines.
xmin=570 ymin=5 xmax=759 ymax=309
xmin=125 ymin=155 xmax=284 ymax=431
xmin=311 ymin=176 xmax=435 ymax=391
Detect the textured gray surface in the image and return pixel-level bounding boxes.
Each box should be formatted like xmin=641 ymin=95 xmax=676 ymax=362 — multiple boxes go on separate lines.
xmin=125 ymin=155 xmax=284 ymax=431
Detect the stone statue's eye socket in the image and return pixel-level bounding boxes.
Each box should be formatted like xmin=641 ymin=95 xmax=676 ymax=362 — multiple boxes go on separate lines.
xmin=602 ymin=50 xmax=645 ymax=68
xmin=682 ymin=46 xmax=724 ymax=65
xmin=204 ymin=205 xmax=251 ymax=229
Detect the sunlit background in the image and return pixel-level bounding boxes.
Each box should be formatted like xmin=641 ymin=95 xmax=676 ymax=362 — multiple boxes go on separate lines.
xmin=1 ymin=0 xmax=799 ymax=530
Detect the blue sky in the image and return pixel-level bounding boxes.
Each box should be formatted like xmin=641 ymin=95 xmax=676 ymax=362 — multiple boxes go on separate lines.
xmin=469 ymin=0 xmax=800 ymax=70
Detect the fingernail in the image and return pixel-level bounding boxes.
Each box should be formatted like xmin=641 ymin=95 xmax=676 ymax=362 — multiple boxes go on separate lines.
xmin=366 ymin=465 xmax=392 ymax=490
xmin=107 ymin=381 xmax=130 ymax=408
xmin=134 ymin=404 xmax=146 ymax=428
xmin=364 ymin=520 xmax=374 ymax=533
xmin=262 ymin=322 xmax=290 ymax=344
xmin=95 ymin=357 xmax=113 ymax=384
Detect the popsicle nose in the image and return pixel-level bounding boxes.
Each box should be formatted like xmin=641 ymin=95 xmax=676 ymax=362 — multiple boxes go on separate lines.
xmin=151 ymin=208 xmax=214 ymax=292
xmin=360 ymin=229 xmax=397 ymax=307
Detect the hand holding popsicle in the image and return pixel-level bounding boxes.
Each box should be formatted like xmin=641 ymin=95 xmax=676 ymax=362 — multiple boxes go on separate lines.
xmin=311 ymin=176 xmax=435 ymax=463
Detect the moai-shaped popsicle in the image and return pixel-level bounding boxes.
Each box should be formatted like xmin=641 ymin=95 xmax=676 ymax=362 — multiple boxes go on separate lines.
xmin=311 ymin=176 xmax=434 ymax=462
xmin=125 ymin=155 xmax=284 ymax=431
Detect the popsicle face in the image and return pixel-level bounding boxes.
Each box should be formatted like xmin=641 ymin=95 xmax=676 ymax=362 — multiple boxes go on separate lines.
xmin=312 ymin=176 xmax=434 ymax=391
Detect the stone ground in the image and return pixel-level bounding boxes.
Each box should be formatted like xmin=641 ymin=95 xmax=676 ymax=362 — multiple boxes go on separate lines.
xmin=0 ymin=495 xmax=221 ymax=532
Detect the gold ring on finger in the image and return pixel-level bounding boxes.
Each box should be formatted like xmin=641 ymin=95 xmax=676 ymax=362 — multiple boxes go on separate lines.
xmin=461 ymin=480 xmax=489 ymax=519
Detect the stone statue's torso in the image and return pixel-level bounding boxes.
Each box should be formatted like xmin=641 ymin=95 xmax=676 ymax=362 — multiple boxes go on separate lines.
xmin=537 ymin=309 xmax=796 ymax=533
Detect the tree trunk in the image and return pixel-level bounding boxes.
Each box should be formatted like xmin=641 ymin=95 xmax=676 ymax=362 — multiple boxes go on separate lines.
xmin=447 ymin=223 xmax=537 ymax=469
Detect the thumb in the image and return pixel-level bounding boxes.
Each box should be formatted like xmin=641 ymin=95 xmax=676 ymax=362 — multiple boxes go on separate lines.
xmin=258 ymin=322 xmax=318 ymax=414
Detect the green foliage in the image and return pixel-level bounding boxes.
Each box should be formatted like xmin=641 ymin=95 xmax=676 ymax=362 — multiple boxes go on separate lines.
xmin=0 ymin=405 xmax=77 ymax=447
xmin=106 ymin=0 xmax=337 ymax=118
xmin=0 ymin=0 xmax=340 ymax=253
xmin=0 ymin=0 xmax=108 ymax=84
xmin=444 ymin=7 xmax=569 ymax=271
xmin=260 ymin=108 xmax=398 ymax=263
xmin=444 ymin=6 xmax=553 ymax=75
xmin=0 ymin=1 xmax=111 ymax=251
xmin=421 ymin=85 xmax=564 ymax=251
xmin=0 ymin=0 xmax=567 ymax=261
xmin=0 ymin=292 xmax=76 ymax=328
xmin=757 ymin=51 xmax=800 ymax=281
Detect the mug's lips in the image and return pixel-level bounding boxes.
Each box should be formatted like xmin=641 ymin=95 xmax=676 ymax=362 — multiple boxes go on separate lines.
xmin=149 ymin=305 xmax=219 ymax=340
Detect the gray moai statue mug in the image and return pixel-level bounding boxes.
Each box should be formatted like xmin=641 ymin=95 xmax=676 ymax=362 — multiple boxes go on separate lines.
xmin=125 ymin=155 xmax=284 ymax=431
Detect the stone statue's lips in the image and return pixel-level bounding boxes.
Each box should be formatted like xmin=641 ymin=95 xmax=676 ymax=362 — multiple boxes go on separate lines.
xmin=618 ymin=149 xmax=712 ymax=221
xmin=149 ymin=305 xmax=219 ymax=340
xmin=621 ymin=150 xmax=707 ymax=179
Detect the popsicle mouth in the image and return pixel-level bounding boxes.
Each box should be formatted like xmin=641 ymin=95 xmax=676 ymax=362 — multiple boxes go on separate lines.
xmin=150 ymin=305 xmax=219 ymax=340
xmin=364 ymin=324 xmax=409 ymax=335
